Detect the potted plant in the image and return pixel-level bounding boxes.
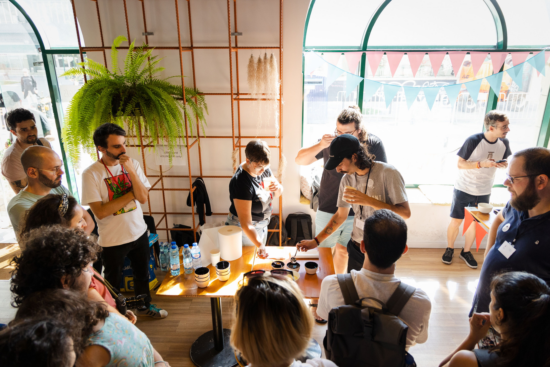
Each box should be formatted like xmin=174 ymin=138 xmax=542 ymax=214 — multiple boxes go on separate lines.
xmin=61 ymin=35 xmax=207 ymax=164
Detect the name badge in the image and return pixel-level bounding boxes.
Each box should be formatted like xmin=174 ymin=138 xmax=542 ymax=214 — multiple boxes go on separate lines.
xmin=356 ymin=218 xmax=365 ymax=230
xmin=498 ymin=241 xmax=516 ymax=259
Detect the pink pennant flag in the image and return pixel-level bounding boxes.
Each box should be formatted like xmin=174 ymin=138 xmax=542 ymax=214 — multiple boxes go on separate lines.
xmin=490 ymin=52 xmax=508 ymax=74
xmin=448 ymin=52 xmax=466 ymax=76
xmin=386 ymin=52 xmax=404 ymax=77
xmin=345 ymin=52 xmax=363 ymax=74
xmin=511 ymin=52 xmax=530 ymax=67
xmin=470 ymin=52 xmax=488 ymax=77
xmin=407 ymin=53 xmax=426 ymax=77
xmin=324 ymin=53 xmax=341 ymax=66
xmin=428 ymin=52 xmax=447 ymax=77
xmin=367 ymin=51 xmax=385 ymax=76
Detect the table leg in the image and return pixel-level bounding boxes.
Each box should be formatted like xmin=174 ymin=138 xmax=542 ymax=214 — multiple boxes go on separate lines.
xmin=189 ymin=297 xmax=237 ymax=367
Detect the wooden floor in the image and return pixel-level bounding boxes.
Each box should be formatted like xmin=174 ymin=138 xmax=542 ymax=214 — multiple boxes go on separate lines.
xmin=0 ymin=245 xmax=483 ymax=367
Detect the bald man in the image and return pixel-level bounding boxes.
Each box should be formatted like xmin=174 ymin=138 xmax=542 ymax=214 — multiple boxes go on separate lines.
xmin=7 ymin=146 xmax=94 ymax=242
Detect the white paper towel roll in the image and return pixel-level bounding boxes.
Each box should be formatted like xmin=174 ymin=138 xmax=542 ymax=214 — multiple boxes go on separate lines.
xmin=218 ymin=226 xmax=242 ymax=261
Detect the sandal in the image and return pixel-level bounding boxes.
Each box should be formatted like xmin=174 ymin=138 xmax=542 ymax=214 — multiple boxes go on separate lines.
xmin=308 ymin=303 xmax=327 ymax=324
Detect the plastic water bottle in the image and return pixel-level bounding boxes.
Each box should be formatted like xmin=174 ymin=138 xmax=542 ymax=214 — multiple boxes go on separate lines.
xmin=191 ymin=243 xmax=202 ymax=269
xmin=182 ymin=244 xmax=193 ymax=275
xmin=160 ymin=243 xmax=169 ymax=272
xmin=170 ymin=243 xmax=180 ymax=276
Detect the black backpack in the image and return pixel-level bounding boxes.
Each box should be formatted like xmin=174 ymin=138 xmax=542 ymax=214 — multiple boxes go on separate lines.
xmin=266 ymin=215 xmax=289 ymax=246
xmin=170 ymin=224 xmax=200 ymax=247
xmin=285 ymin=213 xmax=312 ymax=246
xmin=324 ymin=274 xmax=416 ymax=367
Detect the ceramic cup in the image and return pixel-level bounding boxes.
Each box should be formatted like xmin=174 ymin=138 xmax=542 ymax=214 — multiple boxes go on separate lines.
xmin=195 ymin=267 xmax=210 ymax=288
xmin=305 ymin=261 xmax=318 ymax=275
xmin=287 ymin=261 xmax=300 ymax=271
xmin=216 ymin=261 xmax=231 ymax=282
xmin=210 ymin=249 xmax=221 ymax=266
xmin=271 ymin=261 xmax=285 ymax=269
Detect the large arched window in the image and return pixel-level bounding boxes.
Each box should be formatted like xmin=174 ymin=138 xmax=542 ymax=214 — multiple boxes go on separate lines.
xmin=302 ymin=0 xmax=550 ymax=187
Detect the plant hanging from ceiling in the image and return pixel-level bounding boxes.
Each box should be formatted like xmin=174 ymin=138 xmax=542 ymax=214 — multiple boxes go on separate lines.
xmin=61 ymin=35 xmax=208 ymax=164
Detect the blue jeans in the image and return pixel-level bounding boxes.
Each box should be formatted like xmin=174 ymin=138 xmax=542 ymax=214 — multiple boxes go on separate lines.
xmin=225 ymin=213 xmax=269 ymax=246
xmin=315 ymin=210 xmax=354 ymax=248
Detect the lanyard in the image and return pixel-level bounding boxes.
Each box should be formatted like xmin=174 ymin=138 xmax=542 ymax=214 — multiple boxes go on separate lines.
xmin=101 ymin=159 xmax=130 ymax=193
xmin=359 ymin=165 xmax=373 ymax=220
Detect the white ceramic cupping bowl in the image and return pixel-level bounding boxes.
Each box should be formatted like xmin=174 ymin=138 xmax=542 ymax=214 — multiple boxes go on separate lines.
xmin=305 ymin=261 xmax=318 ymax=275
xmin=195 ymin=267 xmax=210 ymax=288
xmin=216 ymin=261 xmax=231 ymax=282
xmin=478 ymin=203 xmax=493 ymax=214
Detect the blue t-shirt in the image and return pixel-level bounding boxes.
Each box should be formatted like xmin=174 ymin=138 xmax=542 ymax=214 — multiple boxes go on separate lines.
xmin=471 ymin=202 xmax=550 ymax=314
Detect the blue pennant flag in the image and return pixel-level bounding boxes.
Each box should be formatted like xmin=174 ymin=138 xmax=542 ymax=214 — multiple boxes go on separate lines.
xmin=345 ymin=73 xmax=364 ymax=97
xmin=527 ymin=51 xmax=546 ymax=76
xmin=422 ymin=87 xmax=441 ymax=110
xmin=443 ymin=84 xmax=463 ymax=106
xmin=464 ymin=78 xmax=484 ymax=105
xmin=363 ymin=80 xmax=381 ymax=104
xmin=507 ymin=63 xmax=525 ymax=89
xmin=326 ymin=63 xmax=345 ymax=89
xmin=403 ymin=86 xmax=422 ymax=109
xmin=304 ymin=52 xmax=325 ymax=75
xmin=485 ymin=72 xmax=504 ymax=95
xmin=383 ymin=84 xmax=401 ymax=108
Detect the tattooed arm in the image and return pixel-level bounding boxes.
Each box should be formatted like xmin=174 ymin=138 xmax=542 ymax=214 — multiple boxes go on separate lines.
xmin=9 ymin=178 xmax=28 ymax=194
xmin=297 ymin=207 xmax=350 ymax=251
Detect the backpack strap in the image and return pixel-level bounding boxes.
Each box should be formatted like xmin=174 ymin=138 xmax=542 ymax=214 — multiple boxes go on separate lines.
xmin=386 ymin=282 xmax=416 ymax=316
xmin=300 ymin=219 xmax=311 ymax=239
xmin=290 ymin=219 xmax=298 ymax=245
xmin=337 ymin=274 xmax=360 ymax=306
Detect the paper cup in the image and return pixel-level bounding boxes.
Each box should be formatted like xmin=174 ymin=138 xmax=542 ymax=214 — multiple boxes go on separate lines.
xmin=210 ymin=250 xmax=221 ymax=266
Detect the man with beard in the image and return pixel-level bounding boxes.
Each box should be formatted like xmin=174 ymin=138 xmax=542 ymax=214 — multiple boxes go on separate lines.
xmin=7 ymin=146 xmax=94 ymax=243
xmin=82 ymin=123 xmax=167 ymax=319
xmin=471 ymin=147 xmax=550 ymax=318
xmin=2 ymin=108 xmax=52 ymax=194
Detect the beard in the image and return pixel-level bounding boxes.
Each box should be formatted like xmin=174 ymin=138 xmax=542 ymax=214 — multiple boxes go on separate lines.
xmin=510 ymin=178 xmax=541 ymax=212
xmin=38 ymin=171 xmax=62 ymax=189
xmin=105 ymin=150 xmax=125 ymax=160
xmin=25 ymin=135 xmax=37 ymax=144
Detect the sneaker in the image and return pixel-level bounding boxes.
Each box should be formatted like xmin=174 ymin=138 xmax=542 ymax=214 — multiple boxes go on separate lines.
xmin=137 ymin=304 xmax=168 ymax=319
xmin=460 ymin=249 xmax=478 ymax=269
xmin=442 ymin=248 xmax=454 ymax=265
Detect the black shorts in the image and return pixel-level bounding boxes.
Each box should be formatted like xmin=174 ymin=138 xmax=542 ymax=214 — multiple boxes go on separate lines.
xmin=450 ymin=189 xmax=491 ymax=219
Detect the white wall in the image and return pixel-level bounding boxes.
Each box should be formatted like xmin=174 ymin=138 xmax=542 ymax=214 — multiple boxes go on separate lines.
xmin=74 ymin=0 xmax=484 ymax=248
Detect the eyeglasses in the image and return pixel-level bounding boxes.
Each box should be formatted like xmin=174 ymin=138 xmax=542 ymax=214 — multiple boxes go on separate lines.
xmin=37 ymin=166 xmax=63 ymax=174
xmin=334 ymin=128 xmax=357 ymax=136
xmin=505 ymin=173 xmax=541 ymax=184
xmin=242 ymin=269 xmax=293 ymax=285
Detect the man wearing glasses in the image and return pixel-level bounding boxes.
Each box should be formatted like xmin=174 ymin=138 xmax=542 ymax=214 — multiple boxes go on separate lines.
xmin=7 ymin=146 xmax=94 ymax=242
xmin=443 ymin=110 xmax=511 ymax=269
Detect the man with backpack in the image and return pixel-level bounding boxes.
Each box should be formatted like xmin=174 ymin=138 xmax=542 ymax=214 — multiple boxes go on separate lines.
xmin=317 ymin=209 xmax=431 ymax=366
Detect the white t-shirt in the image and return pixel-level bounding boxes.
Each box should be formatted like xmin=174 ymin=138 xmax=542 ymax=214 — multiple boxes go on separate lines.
xmin=81 ymin=160 xmax=151 ymax=247
xmin=1 ymin=138 xmax=51 ymax=182
xmin=248 ymin=359 xmax=337 ymax=367
xmin=317 ymin=268 xmax=431 ymax=349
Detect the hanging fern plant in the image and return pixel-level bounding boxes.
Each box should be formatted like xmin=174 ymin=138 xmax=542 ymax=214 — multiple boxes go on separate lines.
xmin=61 ymin=35 xmax=207 ymax=164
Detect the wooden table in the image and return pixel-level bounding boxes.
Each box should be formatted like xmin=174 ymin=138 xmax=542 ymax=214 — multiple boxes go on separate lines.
xmin=464 ymin=207 xmax=504 ymax=251
xmin=156 ymin=246 xmax=335 ymax=367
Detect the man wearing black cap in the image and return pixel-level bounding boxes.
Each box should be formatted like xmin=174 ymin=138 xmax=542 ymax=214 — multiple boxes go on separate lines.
xmin=297 ymin=134 xmax=410 ymax=272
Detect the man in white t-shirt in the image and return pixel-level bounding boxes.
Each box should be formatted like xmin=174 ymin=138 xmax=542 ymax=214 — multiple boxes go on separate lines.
xmin=443 ymin=111 xmax=512 ymax=269
xmin=317 ymin=209 xmax=432 ymax=350
xmin=82 ymin=123 xmax=167 ymax=319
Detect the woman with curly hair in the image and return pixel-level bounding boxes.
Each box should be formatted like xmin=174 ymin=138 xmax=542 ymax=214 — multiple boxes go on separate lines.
xmin=440 ymin=271 xmax=550 ymax=367
xmin=14 ymin=289 xmax=170 ymax=366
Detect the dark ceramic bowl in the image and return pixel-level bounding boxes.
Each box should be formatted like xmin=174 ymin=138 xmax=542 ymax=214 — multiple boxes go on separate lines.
xmin=216 ymin=261 xmax=230 ymax=270
xmin=272 ymin=261 xmax=285 ymax=269
xmin=195 ymin=267 xmax=210 ymax=276
xmin=305 ymin=261 xmax=318 ymax=275
xmin=286 ymin=262 xmax=300 ymax=270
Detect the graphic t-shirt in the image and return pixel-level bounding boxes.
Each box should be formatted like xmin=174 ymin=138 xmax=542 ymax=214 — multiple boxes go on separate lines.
xmin=315 ymin=134 xmax=387 ymax=215
xmin=229 ymin=166 xmax=273 ymax=222
xmin=455 ymin=133 xmax=512 ymax=196
xmin=337 ymin=162 xmax=408 ymax=244
xmin=81 ymin=160 xmax=151 ymax=247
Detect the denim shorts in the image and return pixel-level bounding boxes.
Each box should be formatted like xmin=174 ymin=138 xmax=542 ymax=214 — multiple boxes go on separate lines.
xmin=225 ymin=213 xmax=269 ymax=246
xmin=315 ymin=210 xmax=354 ymax=248
xmin=450 ymin=189 xmax=491 ymax=220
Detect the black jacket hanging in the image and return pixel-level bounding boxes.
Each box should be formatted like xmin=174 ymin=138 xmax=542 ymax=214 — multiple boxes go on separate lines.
xmin=186 ymin=177 xmax=212 ymax=225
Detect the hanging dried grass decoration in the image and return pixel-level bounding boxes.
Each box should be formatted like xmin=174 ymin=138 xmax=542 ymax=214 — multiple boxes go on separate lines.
xmin=269 ymin=53 xmax=280 ymax=136
xmin=247 ymin=54 xmax=257 ymax=97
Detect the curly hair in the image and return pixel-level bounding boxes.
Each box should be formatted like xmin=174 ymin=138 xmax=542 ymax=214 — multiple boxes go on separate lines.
xmin=345 ymin=144 xmax=374 ymax=170
xmin=5 ymin=108 xmax=35 ymax=131
xmin=14 ymin=289 xmax=109 ymax=356
xmin=20 ymin=194 xmax=79 ymax=235
xmin=0 ymin=317 xmax=75 ymax=367
xmin=11 ymin=225 xmax=100 ymax=307
xmin=93 ymin=122 xmax=126 ymax=148
xmin=337 ymin=106 xmax=368 ymax=143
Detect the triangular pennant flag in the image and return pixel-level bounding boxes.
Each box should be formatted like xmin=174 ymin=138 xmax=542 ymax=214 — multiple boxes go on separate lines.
xmin=386 ymin=52 xmax=404 ymax=77
xmin=448 ymin=52 xmax=466 ymax=76
xmin=383 ymin=84 xmax=401 ymax=108
xmin=464 ymin=78 xmax=484 ymax=104
xmin=407 ymin=53 xmax=425 ymax=77
xmin=507 ymin=63 xmax=524 ymax=89
xmin=366 ymin=51 xmax=384 ymax=76
xmin=527 ymin=51 xmax=546 ymax=76
xmin=304 ymin=52 xmax=325 ymax=75
xmin=324 ymin=53 xmax=341 ymax=66
xmin=345 ymin=52 xmax=363 ymax=74
xmin=485 ymin=73 xmax=504 ymax=95
xmin=363 ymin=79 xmax=381 ymax=103
xmin=345 ymin=73 xmax=364 ymax=97
xmin=403 ymin=86 xmax=422 ymax=109
xmin=546 ymin=51 xmax=550 ymax=65
xmin=490 ymin=52 xmax=508 ymax=74
xmin=511 ymin=52 xmax=530 ymax=67
xmin=422 ymin=87 xmax=440 ymax=110
xmin=326 ymin=64 xmax=345 ymax=88
xmin=470 ymin=52 xmax=488 ymax=77
xmin=444 ymin=83 xmax=463 ymax=106
xmin=428 ymin=52 xmax=447 ymax=77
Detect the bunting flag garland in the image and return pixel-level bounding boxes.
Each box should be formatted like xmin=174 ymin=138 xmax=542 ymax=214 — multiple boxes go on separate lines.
xmin=326 ymin=66 xmax=345 ymax=90
xmin=324 ymin=53 xmax=341 ymax=66
xmin=346 ymin=73 xmax=364 ymax=96
xmin=507 ymin=63 xmax=525 ymax=89
xmin=403 ymin=86 xmax=422 ymax=109
xmin=511 ymin=52 xmax=530 ymax=67
xmin=485 ymin=72 xmax=504 ymax=95
xmin=527 ymin=50 xmax=546 ymax=76
xmin=383 ymin=84 xmax=401 ymax=108
xmin=443 ymin=84 xmax=463 ymax=106
xmin=490 ymin=52 xmax=508 ymax=74
xmin=386 ymin=52 xmax=404 ymax=77
xmin=428 ymin=52 xmax=447 ymax=77
xmin=345 ymin=52 xmax=363 ymax=74
xmin=367 ymin=51 xmax=384 ymax=76
xmin=407 ymin=53 xmax=426 ymax=77
xmin=422 ymin=87 xmax=441 ymax=110
xmin=304 ymin=52 xmax=324 ymax=75
xmin=464 ymin=78 xmax=484 ymax=104
xmin=470 ymin=52 xmax=488 ymax=77
xmin=363 ymin=79 xmax=381 ymax=103
xmin=448 ymin=52 xmax=466 ymax=76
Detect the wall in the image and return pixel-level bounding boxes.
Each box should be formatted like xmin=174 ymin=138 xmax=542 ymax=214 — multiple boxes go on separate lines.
xmin=74 ymin=0 xmax=482 ymax=248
